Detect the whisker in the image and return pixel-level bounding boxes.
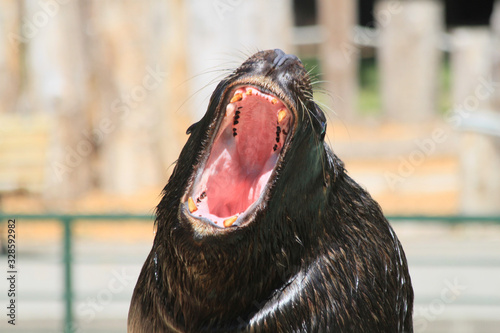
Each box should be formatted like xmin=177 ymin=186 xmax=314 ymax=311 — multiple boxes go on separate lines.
xmin=174 ymin=70 xmax=236 ymax=115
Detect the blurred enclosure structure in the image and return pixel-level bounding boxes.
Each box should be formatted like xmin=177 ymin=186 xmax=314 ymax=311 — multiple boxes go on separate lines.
xmin=0 ymin=0 xmax=500 ymax=332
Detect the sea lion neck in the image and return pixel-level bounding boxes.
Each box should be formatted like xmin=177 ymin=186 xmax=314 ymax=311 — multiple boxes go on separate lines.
xmin=152 ymin=201 xmax=314 ymax=331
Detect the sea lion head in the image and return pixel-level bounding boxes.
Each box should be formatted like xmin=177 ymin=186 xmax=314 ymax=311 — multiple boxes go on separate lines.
xmin=175 ymin=49 xmax=329 ymax=237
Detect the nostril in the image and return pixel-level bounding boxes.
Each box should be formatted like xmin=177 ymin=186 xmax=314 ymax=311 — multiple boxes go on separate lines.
xmin=273 ymin=49 xmax=285 ymax=65
xmin=273 ymin=49 xmax=300 ymax=68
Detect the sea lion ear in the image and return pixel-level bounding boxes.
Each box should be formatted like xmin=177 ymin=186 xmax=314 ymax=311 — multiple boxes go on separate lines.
xmin=186 ymin=120 xmax=200 ymax=135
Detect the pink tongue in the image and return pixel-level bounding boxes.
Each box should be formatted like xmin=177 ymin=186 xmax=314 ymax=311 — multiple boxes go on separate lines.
xmin=235 ymin=96 xmax=277 ymax=174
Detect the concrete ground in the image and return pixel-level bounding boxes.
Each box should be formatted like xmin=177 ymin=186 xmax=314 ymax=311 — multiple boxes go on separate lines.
xmin=0 ymin=219 xmax=499 ymax=333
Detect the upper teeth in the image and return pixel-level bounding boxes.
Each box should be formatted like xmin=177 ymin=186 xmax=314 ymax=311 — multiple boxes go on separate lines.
xmin=278 ymin=109 xmax=287 ymax=123
xmin=230 ymin=93 xmax=243 ymax=103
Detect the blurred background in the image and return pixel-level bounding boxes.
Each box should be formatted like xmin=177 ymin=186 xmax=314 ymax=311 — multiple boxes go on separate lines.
xmin=0 ymin=0 xmax=499 ymax=332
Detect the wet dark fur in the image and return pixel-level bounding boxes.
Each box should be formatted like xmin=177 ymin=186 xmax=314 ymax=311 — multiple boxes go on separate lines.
xmin=128 ymin=50 xmax=413 ymax=332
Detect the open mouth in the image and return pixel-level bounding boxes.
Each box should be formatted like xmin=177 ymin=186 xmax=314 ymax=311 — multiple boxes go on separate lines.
xmin=183 ymin=85 xmax=294 ymax=229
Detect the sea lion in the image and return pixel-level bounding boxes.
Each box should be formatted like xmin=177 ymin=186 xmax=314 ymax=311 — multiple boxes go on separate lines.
xmin=128 ymin=49 xmax=413 ymax=332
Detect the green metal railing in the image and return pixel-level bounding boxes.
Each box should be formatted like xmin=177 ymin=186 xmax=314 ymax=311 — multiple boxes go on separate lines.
xmin=0 ymin=213 xmax=500 ymax=332
xmin=0 ymin=213 xmax=153 ymax=333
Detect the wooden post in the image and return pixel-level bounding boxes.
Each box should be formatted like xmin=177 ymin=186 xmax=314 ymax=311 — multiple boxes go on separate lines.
xmin=492 ymin=0 xmax=500 ymax=111
xmin=450 ymin=28 xmax=493 ymax=112
xmin=376 ymin=0 xmax=444 ymax=122
xmin=460 ymin=131 xmax=500 ymax=215
xmin=185 ymin=0 xmax=293 ymax=119
xmin=154 ymin=0 xmax=190 ymax=184
xmin=317 ymin=0 xmax=358 ymax=120
xmin=90 ymin=0 xmax=187 ymax=194
xmin=22 ymin=0 xmax=92 ymax=208
xmin=0 ymin=1 xmax=21 ymax=114
xmin=451 ymin=27 xmax=500 ymax=214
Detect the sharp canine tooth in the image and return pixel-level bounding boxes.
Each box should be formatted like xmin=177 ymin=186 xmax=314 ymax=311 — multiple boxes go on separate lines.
xmin=188 ymin=197 xmax=197 ymax=213
xmin=226 ymin=103 xmax=235 ymax=116
xmin=278 ymin=109 xmax=287 ymax=123
xmin=230 ymin=93 xmax=243 ymax=103
xmin=223 ymin=216 xmax=238 ymax=227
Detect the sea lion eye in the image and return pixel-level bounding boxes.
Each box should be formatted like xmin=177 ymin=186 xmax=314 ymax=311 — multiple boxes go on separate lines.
xmin=310 ymin=105 xmax=327 ymax=140
xmin=320 ymin=122 xmax=327 ymax=141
